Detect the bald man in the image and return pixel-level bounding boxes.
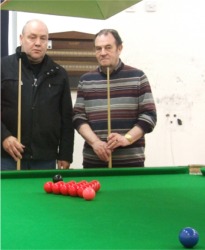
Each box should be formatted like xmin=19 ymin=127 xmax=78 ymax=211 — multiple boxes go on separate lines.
xmin=1 ymin=19 xmax=74 ymax=170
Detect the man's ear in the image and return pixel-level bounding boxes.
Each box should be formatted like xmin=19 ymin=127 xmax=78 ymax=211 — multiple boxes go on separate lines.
xmin=19 ymin=34 xmax=23 ymax=45
xmin=118 ymin=44 xmax=123 ymax=55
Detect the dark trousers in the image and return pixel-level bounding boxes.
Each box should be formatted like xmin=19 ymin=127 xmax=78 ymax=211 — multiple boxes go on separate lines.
xmin=1 ymin=158 xmax=56 ymax=171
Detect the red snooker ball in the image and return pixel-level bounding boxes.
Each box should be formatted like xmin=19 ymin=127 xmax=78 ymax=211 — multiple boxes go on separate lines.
xmin=52 ymin=183 xmax=61 ymax=194
xmin=76 ymin=184 xmax=86 ymax=197
xmin=44 ymin=181 xmax=53 ymax=193
xmin=90 ymin=180 xmax=101 ymax=192
xmin=68 ymin=184 xmax=78 ymax=196
xmin=60 ymin=184 xmax=69 ymax=195
xmin=83 ymin=187 xmax=96 ymax=201
xmin=55 ymin=181 xmax=64 ymax=188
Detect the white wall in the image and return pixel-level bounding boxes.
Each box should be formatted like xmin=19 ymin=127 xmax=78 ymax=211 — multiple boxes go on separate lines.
xmin=9 ymin=0 xmax=205 ymax=168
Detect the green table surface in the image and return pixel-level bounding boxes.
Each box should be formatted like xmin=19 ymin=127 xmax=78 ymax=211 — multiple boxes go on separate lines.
xmin=1 ymin=166 xmax=205 ymax=250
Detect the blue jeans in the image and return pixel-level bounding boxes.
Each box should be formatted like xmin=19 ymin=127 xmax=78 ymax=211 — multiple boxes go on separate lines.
xmin=1 ymin=158 xmax=56 ymax=171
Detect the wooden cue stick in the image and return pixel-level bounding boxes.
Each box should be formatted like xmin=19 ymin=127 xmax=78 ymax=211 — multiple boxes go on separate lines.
xmin=107 ymin=67 xmax=112 ymax=168
xmin=17 ymin=58 xmax=22 ymax=170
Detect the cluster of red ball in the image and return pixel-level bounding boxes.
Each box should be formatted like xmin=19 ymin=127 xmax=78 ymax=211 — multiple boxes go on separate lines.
xmin=43 ymin=179 xmax=101 ymax=201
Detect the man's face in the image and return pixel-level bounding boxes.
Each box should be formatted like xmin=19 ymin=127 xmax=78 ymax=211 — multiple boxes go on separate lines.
xmin=20 ymin=21 xmax=48 ymax=64
xmin=95 ymin=33 xmax=122 ymax=72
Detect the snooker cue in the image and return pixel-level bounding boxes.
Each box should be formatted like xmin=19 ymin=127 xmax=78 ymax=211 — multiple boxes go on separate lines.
xmin=107 ymin=67 xmax=112 ymax=168
xmin=17 ymin=58 xmax=22 ymax=170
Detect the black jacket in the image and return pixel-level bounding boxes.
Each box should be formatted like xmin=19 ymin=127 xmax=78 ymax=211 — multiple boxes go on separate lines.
xmin=1 ymin=47 xmax=74 ymax=162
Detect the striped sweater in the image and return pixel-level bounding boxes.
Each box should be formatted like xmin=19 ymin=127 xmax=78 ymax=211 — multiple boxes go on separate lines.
xmin=73 ymin=61 xmax=157 ymax=168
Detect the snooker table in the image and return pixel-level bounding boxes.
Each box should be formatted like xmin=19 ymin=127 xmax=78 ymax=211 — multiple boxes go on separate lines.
xmin=1 ymin=166 xmax=205 ymax=250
